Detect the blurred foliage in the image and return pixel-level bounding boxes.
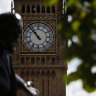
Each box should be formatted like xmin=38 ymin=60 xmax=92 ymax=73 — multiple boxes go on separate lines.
xmin=65 ymin=0 xmax=96 ymax=93
xmin=42 ymin=0 xmax=57 ymax=6
xmin=43 ymin=0 xmax=96 ymax=93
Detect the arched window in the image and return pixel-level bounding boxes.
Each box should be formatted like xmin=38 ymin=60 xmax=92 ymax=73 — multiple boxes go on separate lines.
xmin=47 ymin=6 xmax=50 ymax=13
xmin=31 ymin=57 xmax=35 ymax=64
xmin=21 ymin=57 xmax=24 ymax=64
xmin=36 ymin=57 xmax=40 ymax=64
xmin=52 ymin=57 xmax=56 ymax=64
xmin=27 ymin=5 xmax=30 ymax=13
xmin=21 ymin=4 xmax=25 ymax=13
xmin=26 ymin=57 xmax=30 ymax=63
xmin=41 ymin=57 xmax=45 ymax=64
xmin=32 ymin=4 xmax=36 ymax=13
xmin=51 ymin=6 xmax=55 ymax=13
xmin=37 ymin=5 xmax=40 ymax=13
xmin=42 ymin=6 xmax=45 ymax=13
xmin=46 ymin=56 xmax=50 ymax=64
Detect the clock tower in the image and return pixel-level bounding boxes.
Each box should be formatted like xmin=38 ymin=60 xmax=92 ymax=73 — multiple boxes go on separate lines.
xmin=12 ymin=0 xmax=67 ymax=96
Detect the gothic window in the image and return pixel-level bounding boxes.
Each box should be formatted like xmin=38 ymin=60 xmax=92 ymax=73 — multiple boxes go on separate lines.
xmin=26 ymin=57 xmax=30 ymax=63
xmin=47 ymin=6 xmax=50 ymax=13
xmin=31 ymin=57 xmax=35 ymax=64
xmin=42 ymin=6 xmax=45 ymax=13
xmin=41 ymin=57 xmax=45 ymax=64
xmin=36 ymin=57 xmax=40 ymax=64
xmin=46 ymin=56 xmax=50 ymax=64
xmin=27 ymin=5 xmax=30 ymax=13
xmin=37 ymin=5 xmax=40 ymax=13
xmin=51 ymin=6 xmax=55 ymax=13
xmin=57 ymin=56 xmax=60 ymax=64
xmin=21 ymin=4 xmax=25 ymax=13
xmin=21 ymin=4 xmax=56 ymax=14
xmin=52 ymin=71 xmax=56 ymax=79
xmin=21 ymin=57 xmax=24 ymax=64
xmin=32 ymin=4 xmax=36 ymax=13
xmin=52 ymin=57 xmax=56 ymax=64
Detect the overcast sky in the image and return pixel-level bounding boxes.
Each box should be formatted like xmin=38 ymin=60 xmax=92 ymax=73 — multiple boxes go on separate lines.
xmin=0 ymin=0 xmax=96 ymax=96
xmin=0 ymin=0 xmax=11 ymax=13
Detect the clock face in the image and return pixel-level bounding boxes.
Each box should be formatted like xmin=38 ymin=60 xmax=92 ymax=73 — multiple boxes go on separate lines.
xmin=23 ymin=22 xmax=54 ymax=51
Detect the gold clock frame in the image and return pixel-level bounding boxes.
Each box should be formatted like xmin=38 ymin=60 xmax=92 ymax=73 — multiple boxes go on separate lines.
xmin=21 ymin=21 xmax=57 ymax=55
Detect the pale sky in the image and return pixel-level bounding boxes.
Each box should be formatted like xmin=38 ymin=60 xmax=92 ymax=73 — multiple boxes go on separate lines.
xmin=0 ymin=0 xmax=96 ymax=96
xmin=67 ymin=58 xmax=96 ymax=96
xmin=0 ymin=0 xmax=11 ymax=13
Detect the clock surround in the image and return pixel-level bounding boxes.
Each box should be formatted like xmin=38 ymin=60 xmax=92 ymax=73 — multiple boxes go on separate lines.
xmin=23 ymin=22 xmax=54 ymax=52
xmin=12 ymin=0 xmax=67 ymax=96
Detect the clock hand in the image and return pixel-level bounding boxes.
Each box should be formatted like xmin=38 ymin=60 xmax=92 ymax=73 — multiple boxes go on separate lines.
xmin=32 ymin=30 xmax=41 ymax=40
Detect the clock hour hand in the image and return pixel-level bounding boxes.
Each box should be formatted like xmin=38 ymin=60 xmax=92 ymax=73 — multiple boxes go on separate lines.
xmin=32 ymin=30 xmax=41 ymax=40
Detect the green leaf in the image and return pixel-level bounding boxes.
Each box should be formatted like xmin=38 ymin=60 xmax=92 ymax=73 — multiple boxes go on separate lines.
xmin=71 ymin=20 xmax=80 ymax=32
xmin=42 ymin=0 xmax=57 ymax=6
xmin=67 ymin=72 xmax=80 ymax=84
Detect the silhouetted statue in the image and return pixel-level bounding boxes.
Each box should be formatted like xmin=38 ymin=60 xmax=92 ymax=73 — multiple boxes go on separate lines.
xmin=0 ymin=12 xmax=38 ymax=96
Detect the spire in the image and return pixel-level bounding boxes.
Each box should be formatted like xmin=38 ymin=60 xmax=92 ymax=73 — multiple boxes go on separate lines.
xmin=11 ymin=0 xmax=15 ymax=13
xmin=62 ymin=0 xmax=66 ymax=14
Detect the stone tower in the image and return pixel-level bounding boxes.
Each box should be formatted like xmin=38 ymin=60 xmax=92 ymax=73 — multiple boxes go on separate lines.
xmin=12 ymin=0 xmax=67 ymax=96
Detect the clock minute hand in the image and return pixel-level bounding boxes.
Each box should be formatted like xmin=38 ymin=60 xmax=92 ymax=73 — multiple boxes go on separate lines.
xmin=32 ymin=30 xmax=41 ymax=40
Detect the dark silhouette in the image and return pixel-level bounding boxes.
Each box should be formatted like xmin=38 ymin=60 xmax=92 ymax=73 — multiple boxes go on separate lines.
xmin=0 ymin=12 xmax=22 ymax=96
xmin=0 ymin=12 xmax=38 ymax=96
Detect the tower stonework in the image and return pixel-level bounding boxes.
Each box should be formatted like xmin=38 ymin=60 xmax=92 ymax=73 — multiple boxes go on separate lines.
xmin=12 ymin=0 xmax=67 ymax=96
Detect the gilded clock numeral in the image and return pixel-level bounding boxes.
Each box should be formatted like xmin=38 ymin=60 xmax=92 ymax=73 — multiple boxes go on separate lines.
xmin=29 ymin=42 xmax=33 ymax=45
xmin=46 ymin=33 xmax=50 ymax=36
xmin=39 ymin=26 xmax=43 ymax=30
xmin=46 ymin=38 xmax=50 ymax=42
xmin=26 ymin=37 xmax=31 ymax=41
xmin=27 ymin=32 xmax=31 ymax=36
xmin=43 ymin=28 xmax=47 ymax=32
